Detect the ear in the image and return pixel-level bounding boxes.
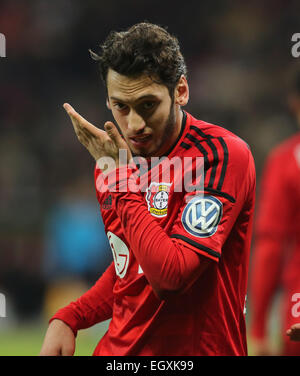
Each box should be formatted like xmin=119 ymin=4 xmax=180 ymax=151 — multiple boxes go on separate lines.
xmin=106 ymin=98 xmax=111 ymax=110
xmin=174 ymin=75 xmax=189 ymax=106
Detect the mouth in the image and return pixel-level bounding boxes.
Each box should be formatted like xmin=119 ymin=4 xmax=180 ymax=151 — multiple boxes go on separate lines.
xmin=129 ymin=134 xmax=152 ymax=148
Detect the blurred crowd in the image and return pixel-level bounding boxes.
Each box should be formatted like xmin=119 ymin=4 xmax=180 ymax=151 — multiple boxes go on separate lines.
xmin=0 ymin=0 xmax=300 ymax=328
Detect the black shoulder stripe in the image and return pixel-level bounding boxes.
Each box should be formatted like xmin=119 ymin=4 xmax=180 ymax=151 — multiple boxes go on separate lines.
xmin=216 ymin=137 xmax=228 ymax=191
xmin=190 ymin=125 xmax=213 ymax=139
xmin=171 ymin=234 xmax=221 ymax=259
xmin=189 ymin=127 xmax=219 ymax=189
xmin=190 ymin=125 xmax=229 ymax=191
xmin=180 ymin=141 xmax=191 ymax=150
xmin=204 ymin=139 xmax=218 ymax=188
xmin=185 ymin=133 xmax=207 ymax=155
xmin=204 ymin=187 xmax=235 ymax=203
xmin=185 ymin=133 xmax=210 ymax=173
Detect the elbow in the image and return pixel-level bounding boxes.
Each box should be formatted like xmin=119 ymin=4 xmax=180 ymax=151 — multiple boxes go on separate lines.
xmin=148 ymin=269 xmax=193 ymax=301
xmin=152 ymin=283 xmax=186 ymax=301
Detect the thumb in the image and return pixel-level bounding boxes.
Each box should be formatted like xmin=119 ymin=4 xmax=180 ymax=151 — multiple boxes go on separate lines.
xmin=104 ymin=122 xmax=124 ymax=147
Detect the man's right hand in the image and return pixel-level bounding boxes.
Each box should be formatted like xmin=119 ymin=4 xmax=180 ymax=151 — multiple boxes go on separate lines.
xmin=286 ymin=323 xmax=300 ymax=341
xmin=39 ymin=319 xmax=76 ymax=356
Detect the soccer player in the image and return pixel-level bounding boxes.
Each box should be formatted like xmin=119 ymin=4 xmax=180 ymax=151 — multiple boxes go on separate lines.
xmin=40 ymin=22 xmax=256 ymax=356
xmin=250 ymin=69 xmax=300 ymax=356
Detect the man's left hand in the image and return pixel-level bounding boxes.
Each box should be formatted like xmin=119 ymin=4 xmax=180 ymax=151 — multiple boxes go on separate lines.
xmin=63 ymin=103 xmax=132 ymax=171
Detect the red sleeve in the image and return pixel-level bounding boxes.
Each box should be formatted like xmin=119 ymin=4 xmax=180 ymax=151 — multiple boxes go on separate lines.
xmin=113 ymin=189 xmax=210 ymax=299
xmin=98 ymin=136 xmax=254 ymax=299
xmin=250 ymin=150 xmax=291 ymax=340
xmin=171 ymin=136 xmax=255 ymax=261
xmin=49 ymin=262 xmax=116 ymax=336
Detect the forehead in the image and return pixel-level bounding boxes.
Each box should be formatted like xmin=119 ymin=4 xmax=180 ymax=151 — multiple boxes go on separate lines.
xmin=107 ymin=69 xmax=169 ymax=103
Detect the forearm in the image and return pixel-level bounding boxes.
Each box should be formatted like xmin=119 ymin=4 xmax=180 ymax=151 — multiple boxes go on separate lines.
xmin=50 ymin=262 xmax=116 ymax=335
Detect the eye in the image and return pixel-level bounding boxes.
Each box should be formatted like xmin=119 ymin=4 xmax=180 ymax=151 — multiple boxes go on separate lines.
xmin=113 ymin=102 xmax=128 ymax=111
xmin=141 ymin=101 xmax=156 ymax=111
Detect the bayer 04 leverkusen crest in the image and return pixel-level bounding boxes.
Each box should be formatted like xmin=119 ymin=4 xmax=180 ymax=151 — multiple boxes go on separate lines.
xmin=145 ymin=182 xmax=172 ymax=218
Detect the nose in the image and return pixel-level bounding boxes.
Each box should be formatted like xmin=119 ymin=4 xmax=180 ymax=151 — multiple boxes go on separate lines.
xmin=128 ymin=110 xmax=146 ymax=134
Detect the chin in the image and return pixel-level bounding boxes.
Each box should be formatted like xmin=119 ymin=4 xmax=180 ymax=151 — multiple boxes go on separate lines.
xmin=136 ymin=150 xmax=152 ymax=158
xmin=132 ymin=146 xmax=154 ymax=158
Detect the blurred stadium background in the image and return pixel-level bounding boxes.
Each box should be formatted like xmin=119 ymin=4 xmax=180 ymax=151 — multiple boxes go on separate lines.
xmin=0 ymin=0 xmax=300 ymax=355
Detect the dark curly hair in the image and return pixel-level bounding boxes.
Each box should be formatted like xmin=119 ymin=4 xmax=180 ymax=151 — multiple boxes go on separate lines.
xmin=90 ymin=22 xmax=187 ymax=99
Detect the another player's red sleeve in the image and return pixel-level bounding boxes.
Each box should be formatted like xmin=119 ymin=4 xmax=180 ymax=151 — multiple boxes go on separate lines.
xmin=250 ymin=150 xmax=291 ymax=340
xmin=49 ymin=262 xmax=116 ymax=336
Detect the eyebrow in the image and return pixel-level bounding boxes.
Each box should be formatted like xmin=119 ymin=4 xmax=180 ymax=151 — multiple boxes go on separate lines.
xmin=109 ymin=94 xmax=158 ymax=104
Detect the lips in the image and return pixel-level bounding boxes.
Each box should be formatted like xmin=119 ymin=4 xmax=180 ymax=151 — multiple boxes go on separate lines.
xmin=129 ymin=134 xmax=152 ymax=147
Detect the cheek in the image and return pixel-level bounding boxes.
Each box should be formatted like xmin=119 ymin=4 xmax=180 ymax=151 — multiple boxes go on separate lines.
xmin=150 ymin=104 xmax=170 ymax=132
xmin=111 ymin=111 xmax=127 ymax=134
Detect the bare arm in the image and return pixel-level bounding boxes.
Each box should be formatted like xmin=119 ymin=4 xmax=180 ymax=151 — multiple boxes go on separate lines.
xmin=40 ymin=262 xmax=116 ymax=356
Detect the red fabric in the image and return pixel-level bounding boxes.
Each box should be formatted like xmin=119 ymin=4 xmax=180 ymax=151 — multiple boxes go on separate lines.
xmin=113 ymin=190 xmax=210 ymax=298
xmin=50 ymin=112 xmax=256 ymax=355
xmin=250 ymin=133 xmax=300 ymax=355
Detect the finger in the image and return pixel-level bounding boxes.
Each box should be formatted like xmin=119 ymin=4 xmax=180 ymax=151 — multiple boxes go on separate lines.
xmin=77 ymin=130 xmax=90 ymax=146
xmin=81 ymin=125 xmax=102 ymax=140
xmin=63 ymin=103 xmax=94 ymax=133
xmin=286 ymin=326 xmax=300 ymax=341
xmin=63 ymin=104 xmax=82 ymax=139
xmin=104 ymin=121 xmax=124 ymax=147
xmin=291 ymin=325 xmax=300 ymax=340
xmin=63 ymin=103 xmax=106 ymax=139
xmin=66 ymin=114 xmax=90 ymax=146
xmin=290 ymin=331 xmax=300 ymax=341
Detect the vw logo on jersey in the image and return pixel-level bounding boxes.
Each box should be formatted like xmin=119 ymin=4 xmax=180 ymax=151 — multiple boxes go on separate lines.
xmin=182 ymin=195 xmax=223 ymax=237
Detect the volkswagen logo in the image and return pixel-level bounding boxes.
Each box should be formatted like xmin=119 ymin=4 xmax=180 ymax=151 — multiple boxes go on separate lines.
xmin=182 ymin=195 xmax=223 ymax=237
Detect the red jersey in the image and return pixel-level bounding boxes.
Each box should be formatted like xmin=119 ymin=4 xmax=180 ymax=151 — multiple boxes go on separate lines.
xmin=250 ymin=132 xmax=300 ymax=353
xmin=51 ymin=111 xmax=256 ymax=355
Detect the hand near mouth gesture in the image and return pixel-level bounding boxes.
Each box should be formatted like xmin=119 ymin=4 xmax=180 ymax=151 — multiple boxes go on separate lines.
xmin=63 ymin=103 xmax=132 ymax=172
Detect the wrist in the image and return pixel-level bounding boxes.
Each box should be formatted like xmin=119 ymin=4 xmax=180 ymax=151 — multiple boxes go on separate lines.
xmin=49 ymin=317 xmax=78 ymax=337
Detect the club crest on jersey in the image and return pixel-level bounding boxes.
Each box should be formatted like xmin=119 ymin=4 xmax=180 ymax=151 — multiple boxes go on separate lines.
xmin=182 ymin=195 xmax=223 ymax=237
xmin=146 ymin=182 xmax=171 ymax=218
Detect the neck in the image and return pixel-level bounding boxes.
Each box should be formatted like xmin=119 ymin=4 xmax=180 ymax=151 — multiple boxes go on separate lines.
xmin=173 ymin=105 xmax=183 ymax=140
xmin=157 ymin=104 xmax=183 ymax=157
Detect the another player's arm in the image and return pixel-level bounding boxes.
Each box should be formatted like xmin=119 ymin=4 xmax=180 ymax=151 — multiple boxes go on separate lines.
xmin=250 ymin=151 xmax=291 ymax=354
